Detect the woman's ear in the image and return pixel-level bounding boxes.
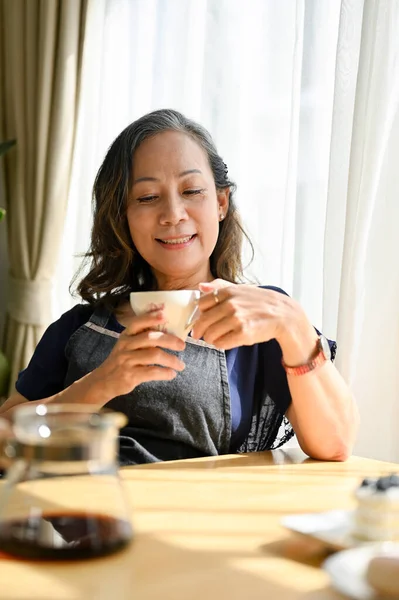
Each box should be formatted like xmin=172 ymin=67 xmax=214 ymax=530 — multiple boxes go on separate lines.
xmin=217 ymin=188 xmax=230 ymax=221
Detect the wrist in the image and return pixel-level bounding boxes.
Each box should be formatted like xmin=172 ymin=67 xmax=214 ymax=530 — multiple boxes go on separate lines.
xmin=276 ymin=310 xmax=319 ymax=367
xmin=54 ymin=371 xmax=112 ymax=408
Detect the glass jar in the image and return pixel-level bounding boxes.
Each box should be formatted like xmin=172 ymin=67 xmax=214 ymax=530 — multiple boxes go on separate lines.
xmin=0 ymin=403 xmax=133 ymax=560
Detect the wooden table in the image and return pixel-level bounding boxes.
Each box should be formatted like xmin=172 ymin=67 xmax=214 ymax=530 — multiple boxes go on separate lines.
xmin=0 ymin=449 xmax=398 ymax=600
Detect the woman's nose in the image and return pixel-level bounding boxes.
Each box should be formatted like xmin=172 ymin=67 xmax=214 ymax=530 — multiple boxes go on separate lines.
xmin=159 ymin=195 xmax=188 ymax=226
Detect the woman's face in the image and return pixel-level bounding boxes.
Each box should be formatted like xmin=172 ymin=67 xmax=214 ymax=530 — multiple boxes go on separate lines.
xmin=127 ymin=131 xmax=229 ymax=288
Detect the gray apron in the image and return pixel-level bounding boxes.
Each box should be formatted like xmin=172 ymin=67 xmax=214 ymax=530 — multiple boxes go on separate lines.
xmin=64 ymin=306 xmax=231 ymax=464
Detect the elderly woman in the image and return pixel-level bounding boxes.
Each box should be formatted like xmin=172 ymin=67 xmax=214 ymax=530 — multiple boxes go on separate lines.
xmin=0 ymin=109 xmax=359 ymax=464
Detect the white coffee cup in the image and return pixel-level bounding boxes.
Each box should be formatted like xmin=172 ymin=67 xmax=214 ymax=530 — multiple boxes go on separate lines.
xmin=129 ymin=290 xmax=201 ymax=340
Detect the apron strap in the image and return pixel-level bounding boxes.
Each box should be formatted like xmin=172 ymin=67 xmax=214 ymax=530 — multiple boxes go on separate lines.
xmin=88 ymin=305 xmax=113 ymax=328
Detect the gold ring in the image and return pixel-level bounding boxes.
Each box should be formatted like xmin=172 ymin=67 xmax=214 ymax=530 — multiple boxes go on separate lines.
xmin=213 ymin=289 xmax=220 ymax=304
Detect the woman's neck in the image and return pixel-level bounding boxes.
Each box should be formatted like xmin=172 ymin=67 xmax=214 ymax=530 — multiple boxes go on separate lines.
xmin=153 ymin=267 xmax=213 ymax=291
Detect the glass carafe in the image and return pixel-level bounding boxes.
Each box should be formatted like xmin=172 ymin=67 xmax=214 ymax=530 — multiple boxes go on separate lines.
xmin=0 ymin=404 xmax=133 ymax=560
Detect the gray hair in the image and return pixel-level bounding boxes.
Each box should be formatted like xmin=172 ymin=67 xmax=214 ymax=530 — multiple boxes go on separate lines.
xmin=112 ymin=108 xmax=236 ymax=205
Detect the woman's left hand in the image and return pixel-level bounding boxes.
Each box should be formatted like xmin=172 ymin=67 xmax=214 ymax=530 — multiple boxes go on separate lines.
xmin=193 ymin=281 xmax=359 ymax=463
xmin=191 ymin=280 xmax=309 ymax=350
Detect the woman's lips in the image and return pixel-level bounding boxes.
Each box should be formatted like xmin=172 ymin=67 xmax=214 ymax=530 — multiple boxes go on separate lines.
xmin=156 ymin=234 xmax=197 ymax=250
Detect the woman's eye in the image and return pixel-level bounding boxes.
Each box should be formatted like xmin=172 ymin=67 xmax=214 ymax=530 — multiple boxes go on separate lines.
xmin=136 ymin=189 xmax=204 ymax=203
xmin=137 ymin=195 xmax=158 ymax=203
xmin=184 ymin=189 xmax=204 ymax=196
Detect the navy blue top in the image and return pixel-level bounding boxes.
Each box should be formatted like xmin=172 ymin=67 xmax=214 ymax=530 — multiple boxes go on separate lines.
xmin=15 ymin=286 xmax=336 ymax=451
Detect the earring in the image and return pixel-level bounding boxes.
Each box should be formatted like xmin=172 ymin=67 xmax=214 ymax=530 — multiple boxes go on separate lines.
xmin=219 ymin=212 xmax=224 ymax=221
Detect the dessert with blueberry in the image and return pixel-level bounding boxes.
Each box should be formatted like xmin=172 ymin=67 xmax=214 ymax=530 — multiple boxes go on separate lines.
xmin=354 ymin=474 xmax=399 ymax=541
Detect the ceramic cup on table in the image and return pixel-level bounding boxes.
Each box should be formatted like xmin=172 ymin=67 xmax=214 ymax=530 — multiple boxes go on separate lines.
xmin=129 ymin=290 xmax=201 ymax=341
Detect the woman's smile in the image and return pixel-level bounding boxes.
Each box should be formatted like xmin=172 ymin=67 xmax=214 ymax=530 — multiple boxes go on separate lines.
xmin=155 ymin=234 xmax=198 ymax=250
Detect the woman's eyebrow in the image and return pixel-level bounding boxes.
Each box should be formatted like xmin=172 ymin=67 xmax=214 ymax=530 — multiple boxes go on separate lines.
xmin=132 ymin=176 xmax=159 ymax=185
xmin=133 ymin=169 xmax=202 ymax=185
xmin=179 ymin=169 xmax=202 ymax=177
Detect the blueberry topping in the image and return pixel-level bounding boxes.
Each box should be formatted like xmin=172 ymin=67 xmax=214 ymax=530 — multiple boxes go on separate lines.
xmin=376 ymin=477 xmax=391 ymax=491
xmin=360 ymin=478 xmax=375 ymax=488
xmin=375 ymin=474 xmax=399 ymax=491
xmin=359 ymin=474 xmax=399 ymax=492
xmin=388 ymin=474 xmax=399 ymax=486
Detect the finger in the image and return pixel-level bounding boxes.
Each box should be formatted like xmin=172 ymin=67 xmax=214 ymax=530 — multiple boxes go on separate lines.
xmin=199 ymin=316 xmax=237 ymax=346
xmin=133 ymin=365 xmax=178 ymax=386
xmin=127 ymin=348 xmax=186 ymax=371
xmin=191 ymin=303 xmax=230 ymax=340
xmin=197 ymin=288 xmax=230 ymax=313
xmin=199 ymin=279 xmax=231 ymax=292
xmin=206 ymin=329 xmax=244 ymax=351
xmin=122 ymin=330 xmax=186 ymax=352
xmin=199 ymin=282 xmax=216 ymax=293
xmin=125 ymin=309 xmax=166 ymax=336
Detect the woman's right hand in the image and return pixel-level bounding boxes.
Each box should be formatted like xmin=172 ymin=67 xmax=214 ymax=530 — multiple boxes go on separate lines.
xmin=87 ymin=308 xmax=185 ymax=404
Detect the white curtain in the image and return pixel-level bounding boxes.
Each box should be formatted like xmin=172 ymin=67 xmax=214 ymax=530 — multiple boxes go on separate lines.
xmin=333 ymin=1 xmax=399 ymax=462
xmin=54 ymin=0 xmax=399 ymax=462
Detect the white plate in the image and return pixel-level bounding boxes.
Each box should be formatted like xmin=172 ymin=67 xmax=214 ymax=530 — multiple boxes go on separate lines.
xmin=323 ymin=543 xmax=399 ymax=599
xmin=282 ymin=510 xmax=364 ymax=551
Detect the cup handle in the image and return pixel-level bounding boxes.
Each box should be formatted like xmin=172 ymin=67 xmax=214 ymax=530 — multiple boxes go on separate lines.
xmin=185 ymin=305 xmax=199 ymax=329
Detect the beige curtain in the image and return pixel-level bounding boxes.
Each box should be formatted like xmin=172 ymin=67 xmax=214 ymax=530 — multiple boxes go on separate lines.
xmin=0 ymin=0 xmax=87 ymax=393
